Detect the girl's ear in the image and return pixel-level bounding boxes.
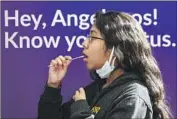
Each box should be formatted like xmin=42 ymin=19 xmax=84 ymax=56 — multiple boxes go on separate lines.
xmin=106 ymin=48 xmax=112 ymax=57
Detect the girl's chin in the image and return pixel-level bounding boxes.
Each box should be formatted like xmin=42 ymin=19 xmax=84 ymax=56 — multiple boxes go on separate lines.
xmin=86 ymin=64 xmax=99 ymax=71
xmin=85 ymin=63 xmax=94 ymax=70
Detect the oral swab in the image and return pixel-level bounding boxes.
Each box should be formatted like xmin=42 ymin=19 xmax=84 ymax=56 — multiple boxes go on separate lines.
xmin=48 ymin=55 xmax=84 ymax=67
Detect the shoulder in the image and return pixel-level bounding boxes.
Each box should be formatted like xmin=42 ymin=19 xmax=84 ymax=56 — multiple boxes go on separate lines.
xmin=116 ymin=73 xmax=153 ymax=112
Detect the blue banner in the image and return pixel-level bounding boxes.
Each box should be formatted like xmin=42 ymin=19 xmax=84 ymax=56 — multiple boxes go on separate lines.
xmin=1 ymin=1 xmax=176 ymax=118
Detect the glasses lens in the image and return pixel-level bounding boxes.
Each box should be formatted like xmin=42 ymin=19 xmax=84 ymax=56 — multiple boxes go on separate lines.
xmin=87 ymin=34 xmax=91 ymax=41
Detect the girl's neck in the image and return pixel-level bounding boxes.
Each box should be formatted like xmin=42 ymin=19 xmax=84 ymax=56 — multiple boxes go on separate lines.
xmin=102 ymin=68 xmax=124 ymax=88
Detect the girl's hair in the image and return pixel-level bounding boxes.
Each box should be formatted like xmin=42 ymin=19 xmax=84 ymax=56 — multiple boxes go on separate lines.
xmin=95 ymin=11 xmax=172 ymax=119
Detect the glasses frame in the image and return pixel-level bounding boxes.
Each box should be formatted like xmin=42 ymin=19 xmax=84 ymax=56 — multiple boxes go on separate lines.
xmin=87 ymin=34 xmax=104 ymax=43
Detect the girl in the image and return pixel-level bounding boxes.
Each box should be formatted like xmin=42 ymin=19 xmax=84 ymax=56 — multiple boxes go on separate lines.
xmin=38 ymin=11 xmax=172 ymax=119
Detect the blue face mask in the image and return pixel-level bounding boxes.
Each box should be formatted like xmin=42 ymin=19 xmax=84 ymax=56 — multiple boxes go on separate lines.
xmin=96 ymin=46 xmax=116 ymax=79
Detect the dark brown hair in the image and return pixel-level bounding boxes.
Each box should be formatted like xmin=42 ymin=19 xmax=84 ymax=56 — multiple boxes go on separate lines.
xmin=95 ymin=11 xmax=172 ymax=119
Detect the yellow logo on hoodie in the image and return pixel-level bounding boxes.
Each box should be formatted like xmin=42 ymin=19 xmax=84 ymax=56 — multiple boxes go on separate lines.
xmin=91 ymin=106 xmax=101 ymax=114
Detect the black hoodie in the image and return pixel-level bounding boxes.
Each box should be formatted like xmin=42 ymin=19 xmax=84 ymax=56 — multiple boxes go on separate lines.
xmin=38 ymin=72 xmax=153 ymax=119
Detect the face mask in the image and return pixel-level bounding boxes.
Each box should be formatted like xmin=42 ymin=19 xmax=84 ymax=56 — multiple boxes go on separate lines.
xmin=96 ymin=46 xmax=116 ymax=79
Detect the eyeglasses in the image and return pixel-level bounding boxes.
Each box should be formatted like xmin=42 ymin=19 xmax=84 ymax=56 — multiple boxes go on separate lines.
xmin=87 ymin=34 xmax=103 ymax=43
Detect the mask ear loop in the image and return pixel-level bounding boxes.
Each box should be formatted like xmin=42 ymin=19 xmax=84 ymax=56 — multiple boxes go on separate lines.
xmin=111 ymin=57 xmax=116 ymax=66
xmin=108 ymin=46 xmax=115 ymax=64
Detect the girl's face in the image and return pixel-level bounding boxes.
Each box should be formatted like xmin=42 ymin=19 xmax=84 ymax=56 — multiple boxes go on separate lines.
xmin=82 ymin=25 xmax=111 ymax=70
